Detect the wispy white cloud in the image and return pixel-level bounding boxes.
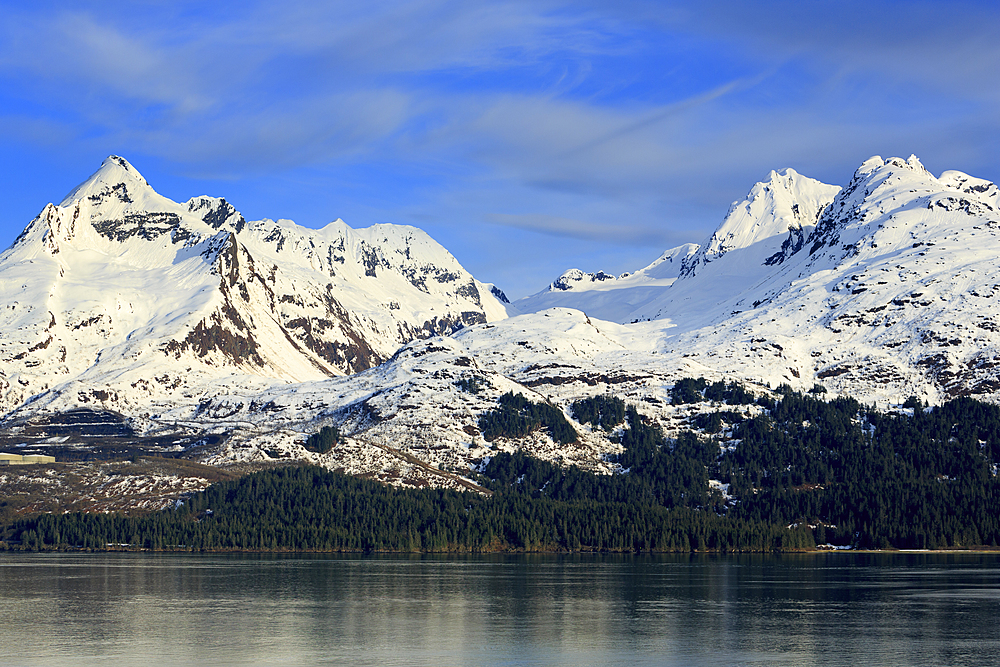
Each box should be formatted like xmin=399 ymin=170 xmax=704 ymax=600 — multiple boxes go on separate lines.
xmin=1 ymin=10 xmax=208 ymax=112
xmin=125 ymin=88 xmax=416 ymax=170
xmin=619 ymin=0 xmax=1000 ymax=103
xmin=0 ymin=114 xmax=78 ymax=146
xmin=486 ymin=212 xmax=674 ymax=245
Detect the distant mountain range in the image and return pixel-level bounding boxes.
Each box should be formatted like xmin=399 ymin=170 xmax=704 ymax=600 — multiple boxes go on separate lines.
xmin=3 ymin=154 xmax=1000 ymax=488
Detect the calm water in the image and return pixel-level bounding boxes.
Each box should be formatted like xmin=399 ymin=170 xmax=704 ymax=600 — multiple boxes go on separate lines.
xmin=1 ymin=552 xmax=999 ymax=666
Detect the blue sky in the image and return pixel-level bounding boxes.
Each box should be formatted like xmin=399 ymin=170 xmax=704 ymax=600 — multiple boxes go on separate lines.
xmin=2 ymin=0 xmax=999 ymax=298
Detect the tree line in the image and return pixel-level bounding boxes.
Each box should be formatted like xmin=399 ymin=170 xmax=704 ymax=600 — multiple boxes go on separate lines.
xmin=0 ymin=465 xmax=811 ymax=553
xmin=4 ymin=380 xmax=1000 ymax=552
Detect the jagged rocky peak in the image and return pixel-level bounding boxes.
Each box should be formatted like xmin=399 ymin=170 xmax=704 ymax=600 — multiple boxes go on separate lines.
xmin=805 ymin=155 xmax=999 ymax=262
xmin=680 ymin=167 xmax=841 ymax=277
xmin=59 ymin=155 xmax=156 ymax=207
xmin=26 ymin=155 xmax=214 ymax=255
xmin=188 ymin=196 xmax=247 ymax=234
xmin=854 ymin=155 xmax=930 ymax=188
xmin=837 ymin=155 xmax=948 ymax=205
xmin=4 ymin=156 xmax=166 ymax=255
xmin=550 ymin=268 xmax=619 ymax=291
xmin=937 ymin=170 xmax=1000 ymax=207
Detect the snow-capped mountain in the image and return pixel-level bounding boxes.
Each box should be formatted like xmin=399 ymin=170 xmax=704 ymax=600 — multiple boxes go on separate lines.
xmin=515 ymin=167 xmax=841 ymax=322
xmin=214 ymin=152 xmax=1000 ymax=487
xmin=6 ymin=153 xmax=1000 ymax=492
xmin=513 ymin=155 xmax=1000 ymax=400
xmin=654 ymin=154 xmax=1000 ymax=399
xmin=0 ymin=156 xmax=507 ymax=416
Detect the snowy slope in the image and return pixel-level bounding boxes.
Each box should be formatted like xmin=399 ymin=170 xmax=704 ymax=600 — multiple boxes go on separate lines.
xmin=515 ymin=168 xmax=840 ymax=323
xmin=146 ymin=307 xmax=756 ymax=485
xmin=511 ymin=244 xmax=698 ymax=322
xmin=0 ymin=156 xmax=507 ymax=416
xmin=142 ymin=309 xmax=676 ymax=482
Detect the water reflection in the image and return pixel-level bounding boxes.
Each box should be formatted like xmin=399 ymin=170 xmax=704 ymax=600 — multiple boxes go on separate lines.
xmin=1 ymin=552 xmax=998 ymax=666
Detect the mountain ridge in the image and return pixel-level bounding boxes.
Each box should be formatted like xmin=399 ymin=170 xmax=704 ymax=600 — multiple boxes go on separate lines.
xmin=6 ymin=153 xmax=1000 ymax=491
xmin=0 ymin=156 xmax=508 ymax=417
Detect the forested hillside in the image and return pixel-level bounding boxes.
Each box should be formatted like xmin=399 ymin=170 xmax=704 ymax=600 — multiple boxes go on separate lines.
xmin=3 ymin=383 xmax=999 ymax=552
xmin=0 ymin=466 xmax=810 ymax=553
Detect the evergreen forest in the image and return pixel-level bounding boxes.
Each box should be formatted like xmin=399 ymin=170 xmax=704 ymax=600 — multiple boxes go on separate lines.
xmin=3 ymin=381 xmax=1000 ymax=553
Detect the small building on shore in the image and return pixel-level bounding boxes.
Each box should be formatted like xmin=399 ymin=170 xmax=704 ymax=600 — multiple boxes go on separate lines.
xmin=0 ymin=453 xmax=56 ymax=465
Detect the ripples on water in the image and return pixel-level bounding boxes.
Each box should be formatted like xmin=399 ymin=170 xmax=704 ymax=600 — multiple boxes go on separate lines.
xmin=1 ymin=552 xmax=998 ymax=666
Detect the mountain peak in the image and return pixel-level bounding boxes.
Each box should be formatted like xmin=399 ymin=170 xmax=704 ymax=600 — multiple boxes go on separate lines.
xmin=103 ymin=155 xmax=144 ymax=177
xmin=906 ymin=154 xmax=928 ymax=173
xmin=853 ymin=155 xmax=930 ymax=183
xmin=856 ymin=155 xmax=885 ymax=176
xmin=828 ymin=155 xmax=942 ymax=222
xmin=680 ymin=166 xmax=840 ymax=278
xmin=766 ymin=167 xmax=801 ymax=182
xmin=59 ymin=155 xmax=153 ymax=207
xmin=549 ymin=268 xmax=618 ymax=292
